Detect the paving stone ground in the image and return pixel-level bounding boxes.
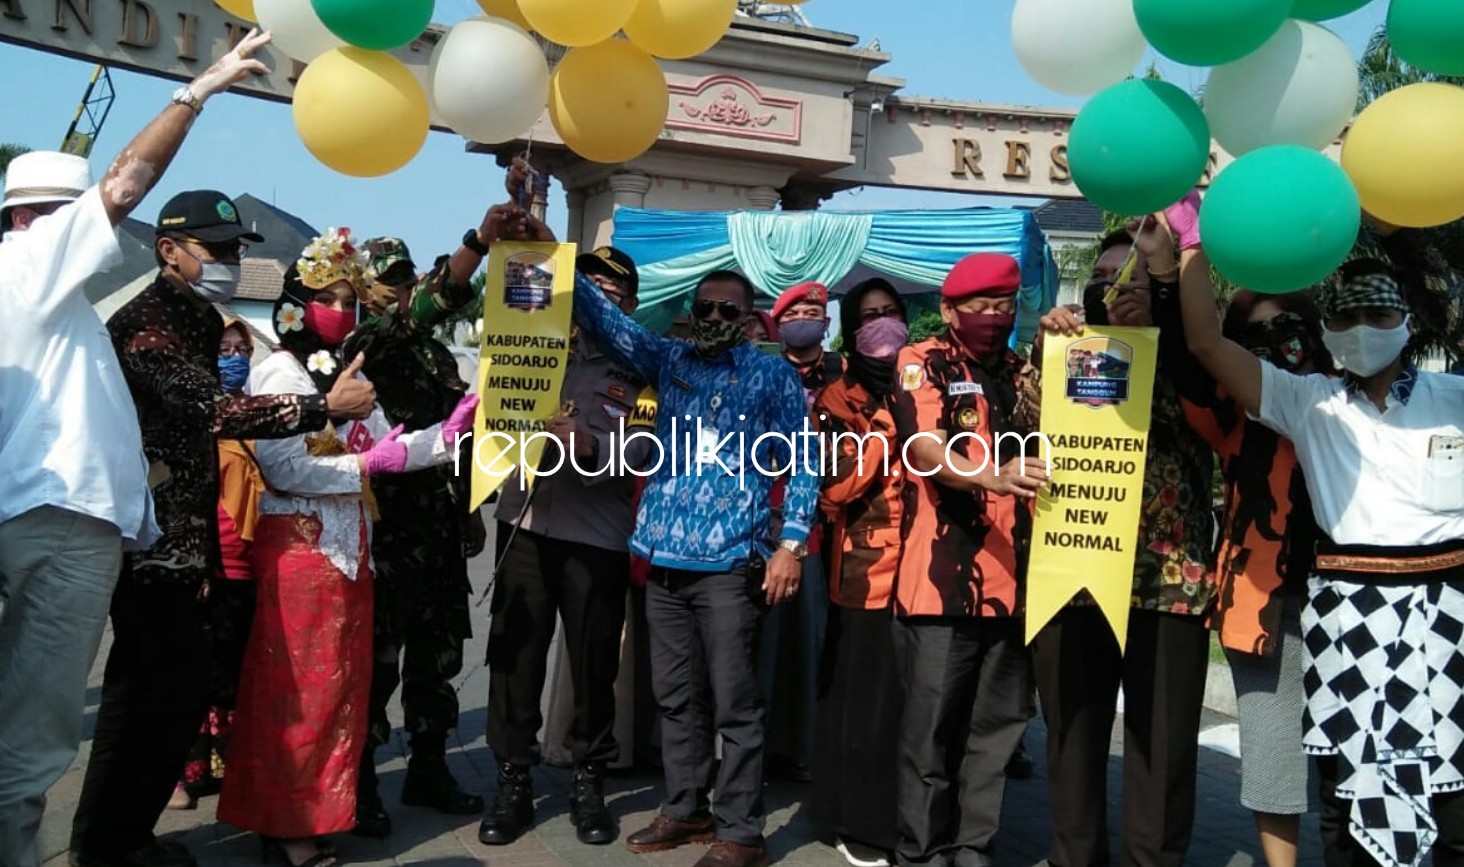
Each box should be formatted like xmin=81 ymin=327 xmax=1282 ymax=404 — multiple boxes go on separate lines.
xmin=38 ymin=532 xmax=1325 ymax=867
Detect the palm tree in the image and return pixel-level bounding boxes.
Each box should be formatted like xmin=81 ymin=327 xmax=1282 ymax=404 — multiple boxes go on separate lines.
xmin=1356 ymin=26 xmax=1464 ymax=110
xmin=0 ymin=143 xmax=31 ymax=178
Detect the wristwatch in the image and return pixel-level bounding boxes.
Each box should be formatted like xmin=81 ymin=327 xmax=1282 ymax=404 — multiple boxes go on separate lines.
xmin=462 ymin=228 xmax=489 ymax=256
xmin=779 ymin=539 xmax=809 ymax=560
xmin=170 ymin=86 xmax=203 ymax=115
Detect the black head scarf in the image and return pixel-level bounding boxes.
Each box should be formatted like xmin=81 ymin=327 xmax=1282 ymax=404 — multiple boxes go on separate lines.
xmin=839 ymin=277 xmax=909 ymax=398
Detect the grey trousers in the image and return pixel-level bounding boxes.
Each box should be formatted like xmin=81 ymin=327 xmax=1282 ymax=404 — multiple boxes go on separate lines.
xmin=0 ymin=507 xmax=122 ymax=867
xmin=646 ymin=566 xmax=767 ymax=846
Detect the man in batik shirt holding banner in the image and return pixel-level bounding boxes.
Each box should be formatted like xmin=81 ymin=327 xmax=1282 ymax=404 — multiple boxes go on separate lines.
xmin=1016 ymin=222 xmax=1216 ymax=867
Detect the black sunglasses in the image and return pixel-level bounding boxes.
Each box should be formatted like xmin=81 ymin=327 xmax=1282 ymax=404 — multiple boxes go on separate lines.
xmin=692 ymin=299 xmax=743 ymax=320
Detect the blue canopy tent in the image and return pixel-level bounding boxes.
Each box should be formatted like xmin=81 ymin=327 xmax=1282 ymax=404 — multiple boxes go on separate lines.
xmin=610 ymin=206 xmax=1060 ymax=347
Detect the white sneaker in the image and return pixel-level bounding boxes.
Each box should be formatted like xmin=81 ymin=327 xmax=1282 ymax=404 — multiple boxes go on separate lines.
xmin=835 ymin=837 xmax=891 ymax=867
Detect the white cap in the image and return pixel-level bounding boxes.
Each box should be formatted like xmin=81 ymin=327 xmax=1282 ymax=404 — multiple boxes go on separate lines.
xmin=2 ymin=151 xmax=94 ymax=226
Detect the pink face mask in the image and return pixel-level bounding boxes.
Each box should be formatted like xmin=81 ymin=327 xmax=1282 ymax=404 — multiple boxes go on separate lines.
xmin=854 ymin=317 xmax=908 ymax=361
xmin=305 ymin=302 xmax=356 ymax=347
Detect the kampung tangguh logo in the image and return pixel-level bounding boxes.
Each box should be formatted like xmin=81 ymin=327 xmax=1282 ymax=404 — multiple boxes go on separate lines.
xmin=503 ymin=252 xmax=555 ymax=312
xmin=1064 ymin=337 xmax=1133 ymax=408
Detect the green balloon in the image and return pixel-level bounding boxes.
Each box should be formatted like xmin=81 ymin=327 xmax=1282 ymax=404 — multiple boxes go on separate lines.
xmin=1133 ymin=0 xmax=1292 ymax=66
xmin=1200 ymin=146 xmax=1361 ymax=295
xmin=1069 ymin=80 xmax=1211 ymax=217
xmin=1388 ymin=0 xmax=1464 ymax=77
xmin=1290 ymin=0 xmax=1373 ymax=21
xmin=313 ymin=0 xmax=433 ymax=52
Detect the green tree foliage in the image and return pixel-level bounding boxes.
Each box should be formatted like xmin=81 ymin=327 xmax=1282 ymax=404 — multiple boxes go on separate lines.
xmin=0 ymin=143 xmax=31 ymax=178
xmin=1355 ymin=27 xmax=1464 ymax=111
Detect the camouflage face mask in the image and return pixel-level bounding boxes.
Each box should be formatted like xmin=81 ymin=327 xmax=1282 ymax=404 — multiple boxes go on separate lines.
xmin=690 ymin=316 xmax=745 ymax=358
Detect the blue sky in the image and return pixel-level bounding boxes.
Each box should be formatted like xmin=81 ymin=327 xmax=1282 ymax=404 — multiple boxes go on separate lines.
xmin=0 ymin=0 xmax=1387 ymax=260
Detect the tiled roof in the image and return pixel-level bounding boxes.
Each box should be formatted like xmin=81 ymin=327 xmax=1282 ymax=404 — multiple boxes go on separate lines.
xmin=1033 ymin=199 xmax=1105 ymax=234
xmin=235 ymin=258 xmax=287 ymax=302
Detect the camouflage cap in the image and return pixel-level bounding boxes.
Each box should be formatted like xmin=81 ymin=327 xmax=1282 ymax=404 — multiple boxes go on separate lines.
xmin=363 ymin=236 xmax=415 ymax=283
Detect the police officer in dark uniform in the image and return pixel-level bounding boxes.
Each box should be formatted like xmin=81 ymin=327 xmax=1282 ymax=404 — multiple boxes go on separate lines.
xmin=479 ymin=246 xmax=658 ymax=847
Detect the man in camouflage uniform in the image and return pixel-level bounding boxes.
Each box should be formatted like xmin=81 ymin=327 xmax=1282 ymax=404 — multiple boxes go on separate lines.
xmin=343 ymin=217 xmax=513 ymax=835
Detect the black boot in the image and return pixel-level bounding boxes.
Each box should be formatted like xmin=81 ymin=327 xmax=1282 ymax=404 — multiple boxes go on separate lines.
xmin=352 ymin=750 xmax=393 ymax=838
xmin=569 ymin=762 xmax=617 ymax=845
xmin=477 ymin=761 xmax=534 ymax=846
xmin=401 ymin=733 xmax=485 ymax=815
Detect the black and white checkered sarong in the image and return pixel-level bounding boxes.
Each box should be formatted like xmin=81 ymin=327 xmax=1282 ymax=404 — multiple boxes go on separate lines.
xmin=1302 ymin=577 xmax=1464 ymax=867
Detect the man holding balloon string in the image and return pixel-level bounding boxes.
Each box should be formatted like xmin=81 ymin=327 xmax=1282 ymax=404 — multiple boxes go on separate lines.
xmin=1017 ymin=209 xmax=1217 ymax=867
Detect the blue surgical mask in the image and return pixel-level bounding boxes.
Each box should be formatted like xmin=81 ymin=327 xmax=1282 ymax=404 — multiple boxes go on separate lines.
xmin=218 ymin=354 xmax=250 ymax=392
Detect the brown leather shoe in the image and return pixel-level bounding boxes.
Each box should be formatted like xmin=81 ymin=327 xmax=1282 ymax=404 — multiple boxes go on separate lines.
xmin=692 ymin=839 xmax=769 ymax=867
xmin=624 ymin=814 xmax=715 ymax=853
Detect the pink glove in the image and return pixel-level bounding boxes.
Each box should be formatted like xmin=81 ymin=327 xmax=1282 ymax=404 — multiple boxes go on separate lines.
xmin=1163 ymin=189 xmax=1203 ymax=251
xmin=361 ymin=425 xmax=408 ymax=476
xmin=442 ymin=394 xmax=480 ymax=447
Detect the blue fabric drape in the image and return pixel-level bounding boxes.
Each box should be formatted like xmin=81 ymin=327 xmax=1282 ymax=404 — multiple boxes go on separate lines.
xmin=611 ymin=206 xmax=1059 ymax=337
xmin=727 ymin=210 xmax=873 ymax=296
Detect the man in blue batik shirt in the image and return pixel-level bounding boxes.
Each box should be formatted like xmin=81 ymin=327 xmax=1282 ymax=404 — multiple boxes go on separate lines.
xmin=569 ymin=257 xmax=817 ymax=867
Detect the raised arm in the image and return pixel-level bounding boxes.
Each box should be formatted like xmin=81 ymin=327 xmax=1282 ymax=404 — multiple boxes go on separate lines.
xmin=100 ymin=30 xmax=272 ymax=227
xmin=1176 ymin=247 xmax=1262 ymax=418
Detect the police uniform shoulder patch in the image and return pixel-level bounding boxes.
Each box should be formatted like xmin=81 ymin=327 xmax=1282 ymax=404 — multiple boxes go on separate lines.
xmin=628 ymin=385 xmax=658 ymax=428
xmin=957 ymin=407 xmax=980 ymax=430
xmin=900 ymin=362 xmax=925 ymax=392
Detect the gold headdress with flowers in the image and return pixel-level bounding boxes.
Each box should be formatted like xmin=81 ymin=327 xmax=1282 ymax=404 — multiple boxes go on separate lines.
xmin=296 ymin=227 xmax=375 ymax=292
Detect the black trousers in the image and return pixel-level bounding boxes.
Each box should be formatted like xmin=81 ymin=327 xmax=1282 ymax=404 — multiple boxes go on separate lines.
xmin=1031 ymin=606 xmax=1209 ymax=867
xmin=1318 ymin=756 xmax=1464 ymax=867
xmin=892 ymin=616 xmax=1031 ymax=867
xmin=646 ymin=566 xmax=765 ymax=846
xmin=71 ymin=568 xmax=212 ymax=858
xmin=486 ymin=525 xmax=629 ymax=767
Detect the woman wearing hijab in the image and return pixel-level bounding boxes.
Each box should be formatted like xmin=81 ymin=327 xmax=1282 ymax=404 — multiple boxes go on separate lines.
xmin=169 ymin=319 xmax=268 ymax=811
xmin=809 ymin=278 xmax=908 ymax=867
xmin=218 ymin=230 xmax=478 ymax=867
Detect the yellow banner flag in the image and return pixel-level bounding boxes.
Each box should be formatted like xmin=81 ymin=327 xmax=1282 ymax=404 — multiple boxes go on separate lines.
xmin=1024 ymin=326 xmax=1158 ymax=651
xmin=468 ymin=241 xmax=577 ymax=510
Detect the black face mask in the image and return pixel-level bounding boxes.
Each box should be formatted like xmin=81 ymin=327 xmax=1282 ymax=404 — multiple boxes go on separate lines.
xmin=1238 ymin=312 xmax=1318 ymax=372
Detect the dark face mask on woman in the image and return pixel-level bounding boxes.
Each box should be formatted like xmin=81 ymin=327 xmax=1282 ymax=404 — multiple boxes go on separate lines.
xmin=1238 ymin=312 xmax=1318 ymax=373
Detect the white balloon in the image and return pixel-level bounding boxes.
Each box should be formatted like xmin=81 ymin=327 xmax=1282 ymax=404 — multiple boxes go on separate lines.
xmin=1011 ymin=0 xmax=1147 ymax=96
xmin=1204 ymin=20 xmax=1359 ymax=157
xmin=428 ymin=17 xmax=550 ymax=145
xmin=254 ymin=0 xmax=344 ymax=64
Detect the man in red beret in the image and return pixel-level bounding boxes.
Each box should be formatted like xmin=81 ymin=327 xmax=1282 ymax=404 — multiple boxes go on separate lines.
xmin=888 ymin=253 xmax=1047 ymax=867
xmin=757 ymin=281 xmax=844 ymax=783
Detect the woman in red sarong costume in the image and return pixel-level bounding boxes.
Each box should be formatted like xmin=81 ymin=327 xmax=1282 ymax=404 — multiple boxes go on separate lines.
xmin=218 ymin=229 xmax=478 ymax=867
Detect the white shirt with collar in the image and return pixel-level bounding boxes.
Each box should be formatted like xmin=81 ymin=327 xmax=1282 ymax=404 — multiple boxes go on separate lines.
xmin=0 ymin=187 xmax=159 ymax=548
xmin=1257 ymin=360 xmax=1464 ymax=547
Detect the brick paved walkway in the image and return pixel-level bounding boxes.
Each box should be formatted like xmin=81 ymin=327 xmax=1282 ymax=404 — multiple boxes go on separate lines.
xmin=38 ymin=539 xmax=1325 ymax=867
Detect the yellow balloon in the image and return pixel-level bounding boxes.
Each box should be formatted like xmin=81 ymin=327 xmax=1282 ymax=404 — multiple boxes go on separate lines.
xmin=475 ymin=0 xmax=533 ymax=31
xmin=1341 ymin=83 xmax=1464 ymax=228
xmin=549 ymin=39 xmax=668 ymax=164
xmin=624 ymin=0 xmax=736 ymax=59
xmin=214 ymin=0 xmax=256 ymax=22
xmin=519 ymin=0 xmax=638 ymax=47
xmin=292 ymin=48 xmax=429 ymax=178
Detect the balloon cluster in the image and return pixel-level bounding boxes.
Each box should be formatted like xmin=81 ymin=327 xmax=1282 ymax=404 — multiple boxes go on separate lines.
xmin=1012 ymin=0 xmax=1464 ymax=294
xmin=213 ymin=0 xmax=737 ymax=176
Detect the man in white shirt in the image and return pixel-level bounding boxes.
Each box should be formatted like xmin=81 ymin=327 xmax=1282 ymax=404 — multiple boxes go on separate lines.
xmin=0 ymin=30 xmax=275 ymax=867
xmin=1173 ymin=225 xmax=1464 ymax=867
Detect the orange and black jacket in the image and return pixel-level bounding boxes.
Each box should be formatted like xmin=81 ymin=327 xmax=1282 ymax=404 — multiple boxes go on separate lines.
xmin=1153 ymin=288 xmax=1318 ymax=656
xmin=890 ymin=335 xmax=1027 ymax=619
xmin=814 ymin=373 xmax=901 ymax=610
